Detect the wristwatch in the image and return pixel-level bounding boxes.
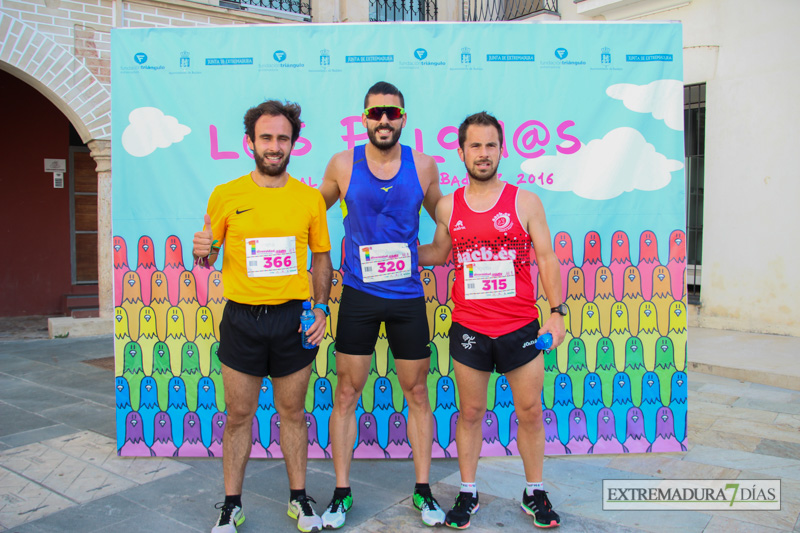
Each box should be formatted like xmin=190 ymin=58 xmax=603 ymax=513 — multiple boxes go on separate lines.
xmin=313 ymin=303 xmax=330 ymax=317
xmin=550 ymin=303 xmax=568 ymax=316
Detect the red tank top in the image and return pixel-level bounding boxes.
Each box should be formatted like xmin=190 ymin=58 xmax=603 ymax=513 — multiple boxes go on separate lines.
xmin=449 ymin=183 xmax=538 ymax=336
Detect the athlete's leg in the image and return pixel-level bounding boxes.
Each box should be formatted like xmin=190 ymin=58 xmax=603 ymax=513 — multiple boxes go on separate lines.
xmin=221 ymin=364 xmax=262 ymax=495
xmin=272 ymin=363 xmax=314 ymax=490
xmin=452 ymin=359 xmax=491 ymax=483
xmin=503 ymin=355 xmax=545 ymax=482
xmin=395 ymin=358 xmax=434 ymax=483
xmin=329 ymin=353 xmax=372 ymax=486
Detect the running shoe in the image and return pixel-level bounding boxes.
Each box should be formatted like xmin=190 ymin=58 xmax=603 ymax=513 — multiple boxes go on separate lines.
xmin=521 ymin=489 xmax=561 ymax=528
xmin=288 ymin=495 xmax=323 ymax=533
xmin=211 ymin=502 xmax=245 ymax=533
xmin=321 ymin=492 xmax=353 ymax=529
xmin=413 ymin=490 xmax=446 ymax=526
xmin=445 ymin=491 xmax=480 ymax=529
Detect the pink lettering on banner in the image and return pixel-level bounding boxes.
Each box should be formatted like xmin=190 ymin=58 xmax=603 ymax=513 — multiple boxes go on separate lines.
xmin=209 ymin=125 xmax=239 ymax=160
xmin=414 ymin=129 xmax=445 ymax=163
xmin=340 ymin=116 xmax=369 ymax=149
xmin=437 ymin=125 xmax=459 ymax=153
xmin=513 ymin=120 xmax=550 ymax=159
xmin=299 ymin=177 xmax=319 ymax=188
xmin=556 ymin=120 xmax=581 ymax=155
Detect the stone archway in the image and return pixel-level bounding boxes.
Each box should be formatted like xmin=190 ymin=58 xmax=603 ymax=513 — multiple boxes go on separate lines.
xmin=1 ymin=11 xmax=113 ymax=320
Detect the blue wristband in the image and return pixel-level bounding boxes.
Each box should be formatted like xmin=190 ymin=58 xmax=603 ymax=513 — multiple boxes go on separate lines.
xmin=313 ymin=303 xmax=330 ymax=317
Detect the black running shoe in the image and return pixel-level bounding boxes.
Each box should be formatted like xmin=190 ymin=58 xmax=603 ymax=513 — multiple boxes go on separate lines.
xmin=445 ymin=491 xmax=479 ymax=529
xmin=521 ymin=489 xmax=560 ymax=528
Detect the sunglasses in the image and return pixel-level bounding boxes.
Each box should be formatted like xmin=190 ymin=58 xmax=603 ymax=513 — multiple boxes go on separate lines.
xmin=364 ymin=105 xmax=406 ymax=121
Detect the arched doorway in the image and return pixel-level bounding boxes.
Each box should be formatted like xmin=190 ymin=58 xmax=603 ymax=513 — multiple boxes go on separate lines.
xmin=0 ymin=69 xmax=98 ymax=320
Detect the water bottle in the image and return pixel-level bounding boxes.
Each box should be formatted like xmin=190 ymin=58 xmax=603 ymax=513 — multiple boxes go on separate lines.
xmin=300 ymin=301 xmax=316 ymax=349
xmin=534 ymin=333 xmax=553 ymax=350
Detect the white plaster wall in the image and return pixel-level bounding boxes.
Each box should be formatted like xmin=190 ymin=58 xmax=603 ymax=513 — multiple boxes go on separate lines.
xmin=556 ymin=0 xmax=800 ymax=336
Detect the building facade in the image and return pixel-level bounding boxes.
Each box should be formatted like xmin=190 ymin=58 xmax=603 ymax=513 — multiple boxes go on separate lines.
xmin=1 ymin=0 xmax=797 ymax=336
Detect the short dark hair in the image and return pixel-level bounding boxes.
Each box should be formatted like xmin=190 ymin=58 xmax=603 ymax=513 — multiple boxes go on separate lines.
xmin=364 ymin=81 xmax=405 ymax=109
xmin=458 ymin=112 xmax=503 ymax=150
xmin=243 ymin=100 xmax=302 ymax=144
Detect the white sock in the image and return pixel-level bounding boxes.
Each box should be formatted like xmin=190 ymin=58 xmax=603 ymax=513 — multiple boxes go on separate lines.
xmin=526 ymin=481 xmax=544 ymax=496
xmin=460 ymin=482 xmax=477 ymax=496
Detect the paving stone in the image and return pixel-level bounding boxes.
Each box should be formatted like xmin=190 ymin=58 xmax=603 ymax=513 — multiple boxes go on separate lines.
xmin=689 ymin=389 xmax=740 ymax=406
xmin=5 ymin=493 xmax=147 ymax=533
xmin=684 ymin=445 xmax=799 ymax=472
xmin=0 ymin=425 xmax=79 ymax=449
xmin=698 ymin=383 xmax=796 ymax=404
xmin=93 ymin=509 xmax=203 ymax=532
xmin=704 ymin=515 xmax=786 ymax=533
xmin=754 ymin=439 xmax=800 ymax=461
xmin=704 ymin=500 xmax=800 ymax=531
xmin=0 ymin=381 xmax=84 ymax=414
xmin=544 ymin=453 xmax=619 ymax=468
xmin=0 ymin=443 xmax=136 ymax=504
xmin=563 ymin=493 xmax=713 ymax=532
xmin=0 ymin=402 xmax=57 ymax=438
xmin=18 ymin=369 xmax=114 ymax=405
xmin=606 ymin=455 xmax=739 ymax=480
xmin=687 ymin=412 xmax=717 ymax=431
xmin=709 ymin=417 xmax=800 ymax=445
xmin=0 ymin=467 xmax=75 ymax=529
xmin=776 ymin=413 xmax=800 ymax=431
xmin=733 ymin=397 xmax=800 ymax=415
xmin=0 ymin=357 xmax=60 ymax=376
xmin=686 ymin=427 xmax=762 ymax=453
xmin=39 ymin=401 xmax=115 ymax=439
xmin=689 ymin=399 xmax=777 ymax=424
xmin=43 ymin=431 xmax=190 ymax=484
xmin=113 ymin=469 xmax=219 ymax=532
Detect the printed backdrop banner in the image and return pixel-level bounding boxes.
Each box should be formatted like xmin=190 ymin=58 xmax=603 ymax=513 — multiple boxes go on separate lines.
xmin=111 ymin=22 xmax=686 ymax=458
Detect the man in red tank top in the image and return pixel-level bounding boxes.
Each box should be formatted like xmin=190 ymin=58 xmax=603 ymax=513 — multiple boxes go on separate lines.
xmin=419 ymin=112 xmax=566 ymax=529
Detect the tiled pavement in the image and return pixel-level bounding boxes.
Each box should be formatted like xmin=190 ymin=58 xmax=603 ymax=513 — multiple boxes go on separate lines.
xmin=1 ymin=332 xmax=799 ymax=532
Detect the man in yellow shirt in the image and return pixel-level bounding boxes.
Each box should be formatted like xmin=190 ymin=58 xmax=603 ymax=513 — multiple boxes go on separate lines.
xmin=193 ymin=100 xmax=332 ymax=533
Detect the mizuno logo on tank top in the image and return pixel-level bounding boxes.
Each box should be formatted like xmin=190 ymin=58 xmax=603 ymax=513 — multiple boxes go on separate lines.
xmin=340 ymin=144 xmax=425 ymax=299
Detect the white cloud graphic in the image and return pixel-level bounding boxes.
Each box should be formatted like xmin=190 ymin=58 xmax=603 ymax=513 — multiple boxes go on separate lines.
xmin=606 ymin=79 xmax=683 ymax=131
xmin=520 ymin=127 xmax=683 ymax=200
xmin=121 ymin=107 xmax=191 ymax=157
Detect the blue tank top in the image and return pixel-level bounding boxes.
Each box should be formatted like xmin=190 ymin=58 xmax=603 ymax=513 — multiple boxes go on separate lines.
xmin=341 ymin=144 xmax=424 ymax=298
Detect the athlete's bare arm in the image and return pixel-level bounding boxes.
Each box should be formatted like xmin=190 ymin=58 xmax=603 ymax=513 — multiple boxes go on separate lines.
xmin=418 ymin=194 xmax=454 ymax=266
xmin=519 ymin=189 xmax=566 ymax=348
xmin=305 ymin=250 xmax=333 ymax=345
xmin=319 ymin=150 xmax=353 ymax=209
xmin=413 ymin=151 xmax=442 ymax=220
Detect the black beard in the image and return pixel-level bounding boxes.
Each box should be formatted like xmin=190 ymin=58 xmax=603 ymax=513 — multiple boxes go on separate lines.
xmin=367 ymin=123 xmax=403 ymax=150
xmin=466 ymin=161 xmax=498 ymax=182
xmin=255 ymin=150 xmax=290 ymax=177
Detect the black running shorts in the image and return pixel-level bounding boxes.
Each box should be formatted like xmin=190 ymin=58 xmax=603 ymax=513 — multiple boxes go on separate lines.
xmin=449 ymin=319 xmax=541 ymax=374
xmin=218 ymin=299 xmax=318 ymax=378
xmin=334 ymin=285 xmax=431 ymax=360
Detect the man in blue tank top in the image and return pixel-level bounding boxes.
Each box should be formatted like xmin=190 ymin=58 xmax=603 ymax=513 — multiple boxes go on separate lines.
xmin=319 ymin=81 xmax=444 ymax=528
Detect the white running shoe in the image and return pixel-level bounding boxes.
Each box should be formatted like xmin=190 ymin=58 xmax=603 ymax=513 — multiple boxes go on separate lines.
xmin=211 ymin=502 xmax=245 ymax=533
xmin=288 ymin=495 xmax=323 ymax=532
xmin=413 ymin=491 xmax=446 ymax=527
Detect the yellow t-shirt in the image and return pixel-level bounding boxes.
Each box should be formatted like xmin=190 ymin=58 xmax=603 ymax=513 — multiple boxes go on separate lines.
xmin=207 ymin=174 xmax=331 ymax=305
